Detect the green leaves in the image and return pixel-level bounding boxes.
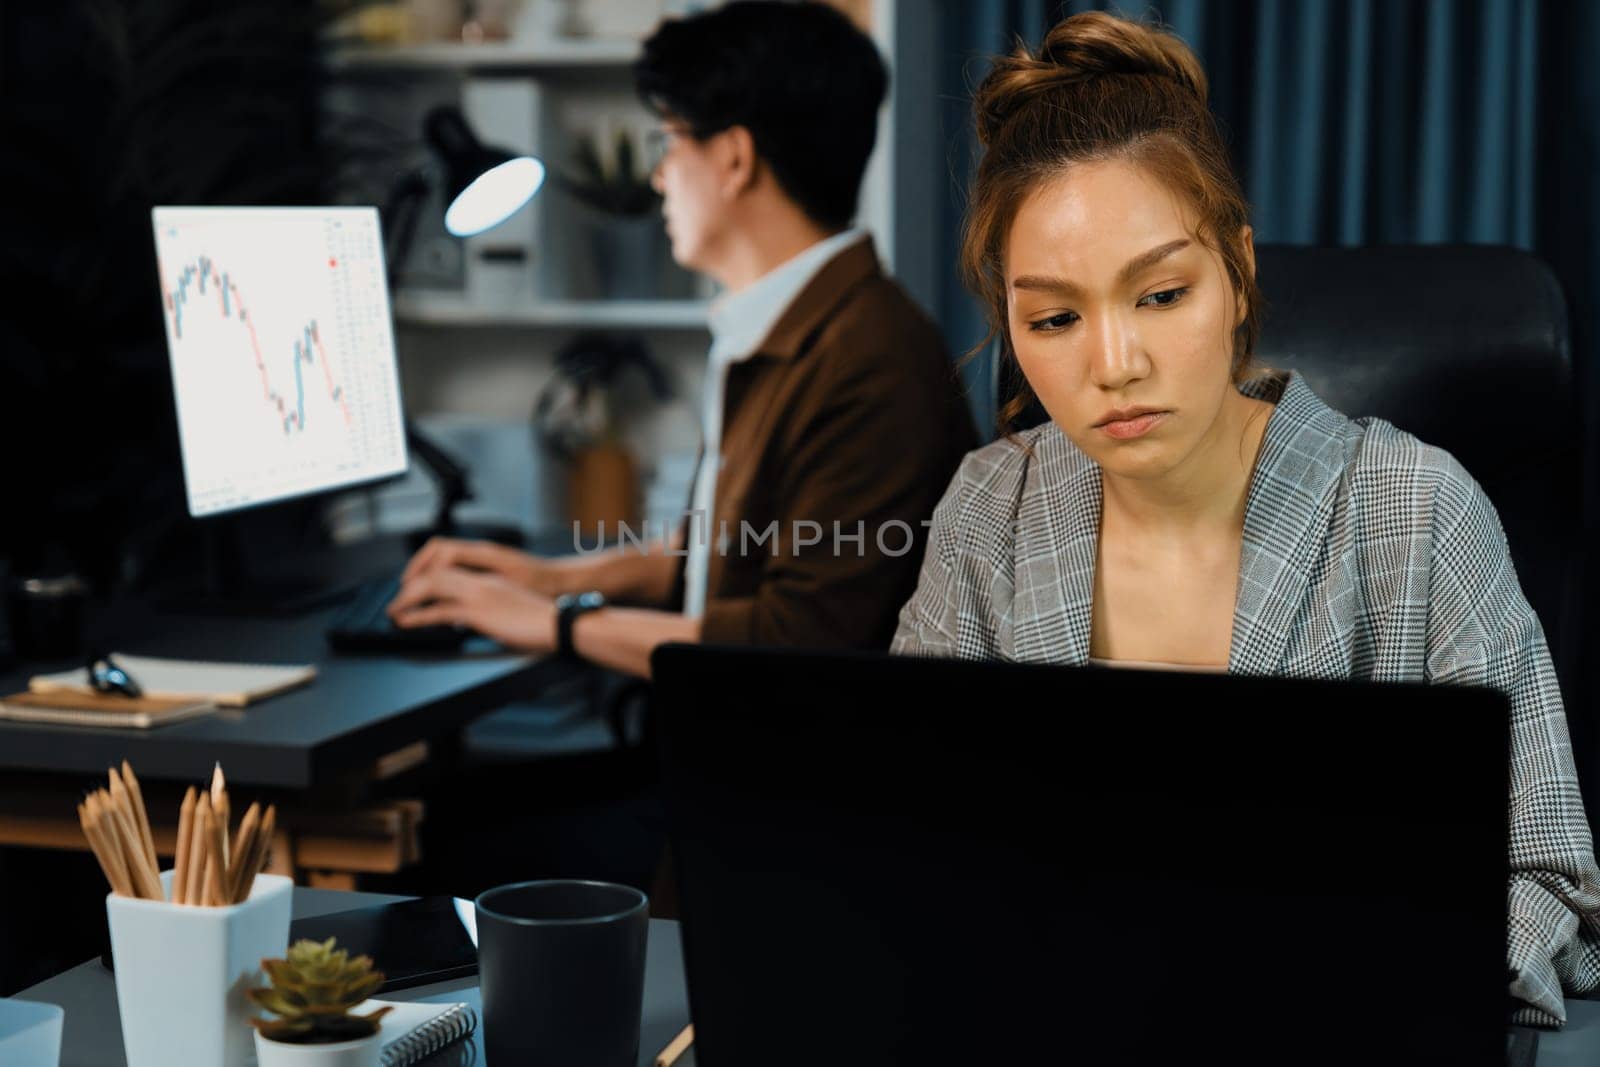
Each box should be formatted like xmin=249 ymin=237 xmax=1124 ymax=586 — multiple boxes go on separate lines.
xmin=247 ymin=937 xmax=393 ymax=1045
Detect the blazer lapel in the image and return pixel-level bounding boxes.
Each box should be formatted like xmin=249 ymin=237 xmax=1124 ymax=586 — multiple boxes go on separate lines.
xmin=1227 ymin=373 xmax=1350 ymax=675
xmin=1011 ymin=424 xmax=1100 ymax=664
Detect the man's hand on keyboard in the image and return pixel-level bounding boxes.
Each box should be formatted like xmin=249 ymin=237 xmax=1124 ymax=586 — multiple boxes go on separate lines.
xmin=401 ymin=536 xmax=566 ymax=598
xmin=387 ymin=566 xmax=558 ymax=654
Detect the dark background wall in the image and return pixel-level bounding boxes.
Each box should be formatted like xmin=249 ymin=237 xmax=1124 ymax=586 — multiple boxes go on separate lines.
xmin=0 ymin=1 xmax=330 ymax=590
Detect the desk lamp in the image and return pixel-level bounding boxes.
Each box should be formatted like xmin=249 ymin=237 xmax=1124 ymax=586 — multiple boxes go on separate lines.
xmin=385 ymin=106 xmax=545 ymax=545
xmin=385 ymin=105 xmax=546 ymax=280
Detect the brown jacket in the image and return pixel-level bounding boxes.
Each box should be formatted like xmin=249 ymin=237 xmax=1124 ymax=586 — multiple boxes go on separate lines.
xmin=674 ymin=238 xmax=978 ymax=649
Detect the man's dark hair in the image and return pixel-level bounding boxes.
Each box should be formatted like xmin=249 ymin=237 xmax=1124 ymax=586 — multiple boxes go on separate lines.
xmin=635 ymin=1 xmax=888 ymax=230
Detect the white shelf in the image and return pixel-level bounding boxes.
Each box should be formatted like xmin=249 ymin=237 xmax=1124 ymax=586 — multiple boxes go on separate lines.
xmin=328 ymin=39 xmax=640 ymax=73
xmin=393 ymin=296 xmax=710 ymax=330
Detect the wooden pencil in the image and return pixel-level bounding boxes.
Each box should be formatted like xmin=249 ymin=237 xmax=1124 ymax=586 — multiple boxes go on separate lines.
xmin=186 ymin=794 xmax=211 ymax=906
xmin=103 ymin=779 xmax=138 ymax=883
xmin=173 ymin=786 xmax=197 ymax=905
xmin=103 ymin=777 xmax=134 ymax=865
xmin=196 ymin=799 xmax=216 ymax=906
xmin=79 ymin=800 xmax=131 ymax=897
xmin=87 ymin=792 xmax=139 ymax=898
xmin=203 ymin=798 xmax=228 ymax=907
xmin=211 ymin=763 xmax=229 ymax=866
xmin=226 ymin=802 xmax=261 ymax=904
xmin=236 ymin=804 xmax=275 ymax=902
xmin=655 ymin=1024 xmax=694 ymax=1067
xmin=102 ymin=785 xmax=161 ymax=900
xmin=92 ymin=801 xmax=136 ymax=898
xmin=119 ymin=761 xmax=160 ymax=883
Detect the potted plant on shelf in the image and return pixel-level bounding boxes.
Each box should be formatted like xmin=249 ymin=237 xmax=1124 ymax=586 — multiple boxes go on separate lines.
xmin=562 ymin=126 xmax=676 ymax=299
xmin=534 ymin=332 xmax=672 ymax=542
xmin=249 ymin=938 xmax=391 ymax=1067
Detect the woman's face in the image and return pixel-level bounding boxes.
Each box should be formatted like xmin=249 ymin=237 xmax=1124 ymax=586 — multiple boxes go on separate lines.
xmin=1004 ymin=158 xmax=1251 ymax=482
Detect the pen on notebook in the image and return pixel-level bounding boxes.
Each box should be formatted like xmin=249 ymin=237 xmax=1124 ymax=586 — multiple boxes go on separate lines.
xmin=86 ymin=652 xmax=143 ymax=698
xmin=656 ymin=1024 xmax=694 ymax=1067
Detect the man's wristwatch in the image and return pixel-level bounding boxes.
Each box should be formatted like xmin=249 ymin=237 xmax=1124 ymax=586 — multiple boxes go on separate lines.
xmin=554 ymin=591 xmax=607 ymax=658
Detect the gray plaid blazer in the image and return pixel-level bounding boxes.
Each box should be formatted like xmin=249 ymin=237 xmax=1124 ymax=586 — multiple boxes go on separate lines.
xmin=893 ymin=371 xmax=1600 ymax=1026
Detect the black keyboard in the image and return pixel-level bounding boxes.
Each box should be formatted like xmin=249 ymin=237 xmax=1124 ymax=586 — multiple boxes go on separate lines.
xmin=325 ymin=575 xmax=468 ymax=653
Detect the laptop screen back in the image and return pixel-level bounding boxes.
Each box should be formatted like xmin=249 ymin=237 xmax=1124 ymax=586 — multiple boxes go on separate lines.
xmin=654 ymin=646 xmax=1509 ymax=1065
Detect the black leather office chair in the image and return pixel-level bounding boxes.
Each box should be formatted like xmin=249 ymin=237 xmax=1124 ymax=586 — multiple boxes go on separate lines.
xmin=1250 ymin=245 xmax=1579 ymax=698
xmin=1006 ymin=244 xmax=1583 ymax=758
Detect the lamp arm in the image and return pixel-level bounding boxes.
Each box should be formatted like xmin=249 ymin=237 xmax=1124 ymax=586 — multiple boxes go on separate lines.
xmin=382 ymin=168 xmax=431 ymax=293
xmin=380 ymin=169 xmax=475 ymax=536
xmin=405 ymin=424 xmax=473 ymax=536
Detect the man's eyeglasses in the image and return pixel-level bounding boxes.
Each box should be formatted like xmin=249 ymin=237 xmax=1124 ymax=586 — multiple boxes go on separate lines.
xmin=643 ymin=127 xmax=676 ymax=173
xmin=644 ymin=124 xmax=715 ymax=173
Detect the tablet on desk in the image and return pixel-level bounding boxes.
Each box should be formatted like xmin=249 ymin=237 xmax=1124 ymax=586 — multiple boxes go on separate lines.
xmin=287 ymin=896 xmax=479 ymax=992
xmin=99 ymin=896 xmax=479 ymax=989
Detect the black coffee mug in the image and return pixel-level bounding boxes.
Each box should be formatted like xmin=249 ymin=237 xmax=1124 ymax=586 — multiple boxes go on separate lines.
xmin=7 ymin=574 xmax=88 ymax=662
xmin=475 ymin=879 xmax=649 ymax=1066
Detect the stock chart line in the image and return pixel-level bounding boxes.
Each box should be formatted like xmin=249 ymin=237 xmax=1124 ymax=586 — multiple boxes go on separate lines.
xmin=165 ymin=257 xmax=354 ymax=435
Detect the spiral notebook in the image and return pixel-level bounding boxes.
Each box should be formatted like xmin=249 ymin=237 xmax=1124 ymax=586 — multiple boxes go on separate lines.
xmin=29 ymin=654 xmax=315 ymax=707
xmin=368 ymin=999 xmax=477 ymax=1066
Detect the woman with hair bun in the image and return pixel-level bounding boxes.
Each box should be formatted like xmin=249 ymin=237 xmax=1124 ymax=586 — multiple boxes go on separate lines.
xmin=893 ymin=10 xmax=1600 ymax=1025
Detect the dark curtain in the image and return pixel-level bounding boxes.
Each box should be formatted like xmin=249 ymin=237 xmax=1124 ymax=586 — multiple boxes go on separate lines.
xmin=935 ymin=0 xmax=1600 ymax=453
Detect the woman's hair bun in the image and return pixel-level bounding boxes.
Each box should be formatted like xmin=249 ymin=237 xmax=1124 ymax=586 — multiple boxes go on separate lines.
xmin=974 ymin=11 xmax=1209 ymax=146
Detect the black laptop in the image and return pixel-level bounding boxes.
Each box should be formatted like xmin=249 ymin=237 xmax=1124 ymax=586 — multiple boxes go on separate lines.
xmin=652 ymin=645 xmax=1509 ymax=1066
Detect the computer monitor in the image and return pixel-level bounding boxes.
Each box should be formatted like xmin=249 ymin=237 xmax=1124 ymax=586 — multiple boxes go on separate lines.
xmin=151 ymin=206 xmax=407 ymax=518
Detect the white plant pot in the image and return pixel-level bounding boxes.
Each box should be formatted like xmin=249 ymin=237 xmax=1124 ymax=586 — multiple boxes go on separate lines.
xmin=106 ymin=871 xmax=292 ymax=1067
xmin=253 ymin=1029 xmax=384 ymax=1067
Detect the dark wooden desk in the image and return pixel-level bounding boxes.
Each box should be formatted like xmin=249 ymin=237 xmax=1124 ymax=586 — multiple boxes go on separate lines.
xmin=19 ymin=887 xmax=697 ymax=1067
xmin=0 ymin=598 xmax=577 ymax=788
xmin=20 ymin=888 xmax=1600 ymax=1067
xmin=0 ymin=595 xmax=582 ymax=884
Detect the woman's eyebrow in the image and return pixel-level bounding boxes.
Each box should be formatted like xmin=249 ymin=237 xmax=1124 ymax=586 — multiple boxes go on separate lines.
xmin=1010 ymin=238 xmax=1193 ymax=295
xmin=1115 ymin=238 xmax=1192 ymax=284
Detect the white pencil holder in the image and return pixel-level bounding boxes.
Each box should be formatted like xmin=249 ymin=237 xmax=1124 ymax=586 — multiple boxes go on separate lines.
xmin=106 ymin=870 xmax=292 ymax=1067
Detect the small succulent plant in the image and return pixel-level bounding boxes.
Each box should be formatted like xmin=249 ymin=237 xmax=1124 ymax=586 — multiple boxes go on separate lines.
xmin=247 ymin=938 xmax=392 ymax=1044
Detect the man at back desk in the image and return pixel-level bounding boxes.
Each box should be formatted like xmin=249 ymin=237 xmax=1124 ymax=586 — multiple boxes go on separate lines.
xmin=387 ymin=2 xmax=977 ymax=674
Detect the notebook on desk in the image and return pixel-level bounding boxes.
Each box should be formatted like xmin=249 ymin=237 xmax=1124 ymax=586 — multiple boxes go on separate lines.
xmin=29 ymin=654 xmax=314 ymax=707
xmin=0 ymin=689 xmax=217 ymax=729
xmin=369 ymin=999 xmax=477 ymax=1067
